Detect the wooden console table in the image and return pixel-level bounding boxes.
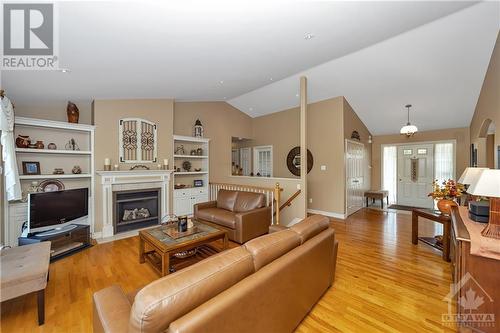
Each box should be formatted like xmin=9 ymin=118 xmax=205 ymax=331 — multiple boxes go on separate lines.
xmin=411 ymin=208 xmax=451 ymax=261
xmin=450 ymin=207 xmax=500 ymax=332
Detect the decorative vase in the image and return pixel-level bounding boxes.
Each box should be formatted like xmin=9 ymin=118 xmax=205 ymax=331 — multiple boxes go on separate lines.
xmin=67 ymin=101 xmax=80 ymax=123
xmin=35 ymin=140 xmax=44 ymax=149
xmin=437 ymin=199 xmax=456 ymax=215
xmin=47 ymin=143 xmax=57 ymax=150
xmin=16 ymin=135 xmax=30 ymax=148
xmin=72 ymin=165 xmax=82 ymax=174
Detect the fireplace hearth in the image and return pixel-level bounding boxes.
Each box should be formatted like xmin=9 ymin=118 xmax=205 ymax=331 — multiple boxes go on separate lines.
xmin=114 ymin=189 xmax=160 ymax=233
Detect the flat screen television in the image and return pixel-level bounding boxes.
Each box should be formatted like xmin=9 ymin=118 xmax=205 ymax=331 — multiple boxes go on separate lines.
xmin=29 ymin=188 xmax=88 ymax=229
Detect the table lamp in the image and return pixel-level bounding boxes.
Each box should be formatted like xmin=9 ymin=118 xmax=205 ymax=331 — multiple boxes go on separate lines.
xmin=467 ymin=169 xmax=500 ymax=239
xmin=458 ymin=167 xmax=488 ymax=187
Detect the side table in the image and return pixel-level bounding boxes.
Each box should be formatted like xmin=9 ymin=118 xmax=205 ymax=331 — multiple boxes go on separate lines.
xmin=411 ymin=208 xmax=451 ymax=261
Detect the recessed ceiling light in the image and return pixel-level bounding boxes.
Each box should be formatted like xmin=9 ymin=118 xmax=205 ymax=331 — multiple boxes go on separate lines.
xmin=295 ymin=93 xmax=299 ymax=97
xmin=223 ymin=97 xmax=227 ymax=100
xmin=269 ymin=78 xmax=273 ymax=81
xmin=60 ymin=68 xmax=70 ymax=73
xmin=249 ymin=107 xmax=253 ymax=111
xmin=219 ymin=80 xmax=224 ymax=84
xmin=304 ymin=33 xmax=315 ymax=40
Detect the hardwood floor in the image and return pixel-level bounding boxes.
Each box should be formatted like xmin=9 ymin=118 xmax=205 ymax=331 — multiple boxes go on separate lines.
xmin=1 ymin=208 xmax=454 ymax=332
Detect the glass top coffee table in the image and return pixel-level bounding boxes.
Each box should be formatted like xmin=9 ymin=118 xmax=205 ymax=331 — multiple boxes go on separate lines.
xmin=138 ymin=220 xmax=228 ymax=276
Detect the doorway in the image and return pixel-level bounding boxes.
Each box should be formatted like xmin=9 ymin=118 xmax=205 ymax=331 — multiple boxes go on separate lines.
xmin=397 ymin=144 xmax=434 ymax=208
xmin=382 ymin=141 xmax=455 ymax=209
xmin=345 ymin=140 xmax=365 ymax=216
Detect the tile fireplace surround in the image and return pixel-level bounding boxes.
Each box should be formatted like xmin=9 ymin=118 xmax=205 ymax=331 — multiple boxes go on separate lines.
xmin=97 ymin=170 xmax=173 ymax=238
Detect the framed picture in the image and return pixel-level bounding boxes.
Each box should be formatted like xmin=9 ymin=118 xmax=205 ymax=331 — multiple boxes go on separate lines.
xmin=22 ymin=161 xmax=41 ymax=175
xmin=193 ymin=179 xmax=204 ymax=187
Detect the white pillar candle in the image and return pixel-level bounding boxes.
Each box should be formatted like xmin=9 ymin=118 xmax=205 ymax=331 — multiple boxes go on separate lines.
xmin=104 ymin=158 xmax=111 ymax=166
xmin=163 ymin=159 xmax=169 ymax=166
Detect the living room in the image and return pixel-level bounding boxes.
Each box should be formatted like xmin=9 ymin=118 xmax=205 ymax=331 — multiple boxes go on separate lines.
xmin=1 ymin=1 xmax=500 ymax=332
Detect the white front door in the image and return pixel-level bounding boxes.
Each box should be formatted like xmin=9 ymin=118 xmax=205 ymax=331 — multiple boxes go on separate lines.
xmin=346 ymin=140 xmax=365 ymax=216
xmin=397 ymin=144 xmax=434 ymax=208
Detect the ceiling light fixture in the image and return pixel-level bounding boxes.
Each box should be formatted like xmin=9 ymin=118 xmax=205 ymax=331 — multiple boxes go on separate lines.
xmin=60 ymin=68 xmax=70 ymax=73
xmin=400 ymin=104 xmax=418 ymax=137
xmin=304 ymin=33 xmax=315 ymax=40
xmin=219 ymin=80 xmax=224 ymax=84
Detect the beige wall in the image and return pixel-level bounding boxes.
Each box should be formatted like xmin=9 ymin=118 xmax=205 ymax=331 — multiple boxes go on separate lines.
xmin=470 ymin=33 xmax=500 ymax=169
xmin=92 ymin=99 xmax=174 ymax=232
xmin=14 ymin=100 xmax=92 ymax=124
xmin=371 ymin=127 xmax=470 ymax=190
xmin=173 ymin=102 xmax=304 ymax=225
xmin=306 ymin=97 xmax=345 ymax=214
xmin=250 ymin=108 xmax=300 ymax=178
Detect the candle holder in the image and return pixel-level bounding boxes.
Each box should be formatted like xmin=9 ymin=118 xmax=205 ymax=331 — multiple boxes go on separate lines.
xmin=104 ymin=165 xmax=111 ymax=171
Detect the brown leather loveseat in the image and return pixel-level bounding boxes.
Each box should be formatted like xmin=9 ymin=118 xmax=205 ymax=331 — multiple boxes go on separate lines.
xmin=194 ymin=189 xmax=272 ymax=244
xmin=93 ymin=215 xmax=338 ymax=333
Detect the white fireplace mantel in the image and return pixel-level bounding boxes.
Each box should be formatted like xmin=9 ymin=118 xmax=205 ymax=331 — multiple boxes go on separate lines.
xmin=97 ymin=170 xmax=174 ymax=238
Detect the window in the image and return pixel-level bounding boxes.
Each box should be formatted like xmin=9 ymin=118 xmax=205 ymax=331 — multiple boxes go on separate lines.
xmin=119 ymin=118 xmax=157 ymax=163
xmin=382 ymin=146 xmax=397 ymax=204
xmin=253 ymin=146 xmax=273 ymax=177
xmin=434 ymin=142 xmax=454 ymax=184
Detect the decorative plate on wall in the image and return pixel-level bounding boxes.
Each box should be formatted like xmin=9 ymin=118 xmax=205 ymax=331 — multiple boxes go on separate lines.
xmin=38 ymin=179 xmax=65 ymax=192
xmin=286 ymin=146 xmax=313 ymax=176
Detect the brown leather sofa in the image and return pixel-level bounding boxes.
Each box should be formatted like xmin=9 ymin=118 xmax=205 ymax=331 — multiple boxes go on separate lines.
xmin=194 ymin=189 xmax=272 ymax=244
xmin=93 ymin=215 xmax=338 ymax=333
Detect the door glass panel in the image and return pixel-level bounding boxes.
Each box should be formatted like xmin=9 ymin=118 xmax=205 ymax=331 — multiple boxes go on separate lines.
xmin=403 ymin=149 xmax=412 ymax=155
xmin=417 ymin=148 xmax=427 ymax=154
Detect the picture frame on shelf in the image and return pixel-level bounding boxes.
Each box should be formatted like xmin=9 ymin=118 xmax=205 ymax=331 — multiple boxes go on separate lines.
xmin=22 ymin=161 xmax=41 ymax=175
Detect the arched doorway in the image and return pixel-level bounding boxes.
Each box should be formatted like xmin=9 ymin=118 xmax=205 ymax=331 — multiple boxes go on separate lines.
xmin=474 ymin=119 xmax=496 ymax=168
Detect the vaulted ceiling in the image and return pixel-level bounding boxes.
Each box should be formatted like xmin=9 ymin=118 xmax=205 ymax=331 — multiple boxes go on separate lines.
xmin=3 ymin=1 xmax=499 ymax=134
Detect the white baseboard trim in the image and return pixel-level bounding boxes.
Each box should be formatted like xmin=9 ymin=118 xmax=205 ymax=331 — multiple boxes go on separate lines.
xmin=307 ymin=209 xmax=346 ymax=220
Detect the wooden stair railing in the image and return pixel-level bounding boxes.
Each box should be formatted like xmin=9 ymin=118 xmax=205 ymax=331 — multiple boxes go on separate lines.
xmin=273 ymin=189 xmax=301 ymax=225
xmin=209 ymin=182 xmax=283 ymax=224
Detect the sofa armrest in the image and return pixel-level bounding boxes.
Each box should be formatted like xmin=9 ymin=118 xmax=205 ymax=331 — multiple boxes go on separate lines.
xmin=93 ymin=285 xmax=131 ymax=333
xmin=193 ymin=200 xmax=217 ymax=217
xmin=234 ymin=206 xmax=272 ymax=243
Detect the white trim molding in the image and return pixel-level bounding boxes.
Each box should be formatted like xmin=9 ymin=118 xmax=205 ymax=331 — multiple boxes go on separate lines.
xmin=307 ymin=209 xmax=346 ymax=220
xmin=96 ymin=170 xmax=173 ymax=238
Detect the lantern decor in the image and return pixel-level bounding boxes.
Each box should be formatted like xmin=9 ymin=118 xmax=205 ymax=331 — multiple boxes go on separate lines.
xmin=193 ymin=119 xmax=204 ymax=138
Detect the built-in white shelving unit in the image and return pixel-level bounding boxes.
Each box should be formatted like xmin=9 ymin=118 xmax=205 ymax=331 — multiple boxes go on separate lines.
xmin=16 ymin=148 xmax=92 ymax=155
xmin=173 ymin=135 xmax=210 ymax=216
xmin=3 ymin=117 xmax=95 ymax=246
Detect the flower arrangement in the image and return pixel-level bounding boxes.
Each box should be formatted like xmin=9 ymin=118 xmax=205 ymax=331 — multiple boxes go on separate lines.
xmin=428 ymin=179 xmax=464 ymax=200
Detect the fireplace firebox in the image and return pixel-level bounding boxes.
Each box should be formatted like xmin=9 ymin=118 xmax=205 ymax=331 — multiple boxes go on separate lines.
xmin=114 ymin=189 xmax=160 ymax=233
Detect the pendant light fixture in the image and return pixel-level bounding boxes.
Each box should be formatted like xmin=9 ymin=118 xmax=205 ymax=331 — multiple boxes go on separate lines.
xmin=400 ymin=104 xmax=418 ymax=137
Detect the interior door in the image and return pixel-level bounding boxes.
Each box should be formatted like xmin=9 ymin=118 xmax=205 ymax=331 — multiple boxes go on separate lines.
xmin=239 ymin=148 xmax=251 ymax=176
xmin=346 ymin=140 xmax=365 ymax=216
xmin=397 ymin=144 xmax=434 ymax=208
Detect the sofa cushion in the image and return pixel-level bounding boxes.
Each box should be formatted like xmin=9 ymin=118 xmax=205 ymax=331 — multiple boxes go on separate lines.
xmin=196 ymin=208 xmax=236 ymax=229
xmin=216 ymin=190 xmax=238 ymax=212
xmin=290 ymin=215 xmax=330 ymax=244
xmin=0 ymin=241 xmax=51 ymax=302
xmin=244 ymin=230 xmax=301 ymax=271
xmin=129 ymin=247 xmax=254 ymax=333
xmin=233 ymin=191 xmax=266 ymax=213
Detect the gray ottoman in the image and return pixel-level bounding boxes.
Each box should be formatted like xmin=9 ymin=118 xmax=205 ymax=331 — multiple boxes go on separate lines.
xmin=1 ymin=242 xmax=51 ymax=325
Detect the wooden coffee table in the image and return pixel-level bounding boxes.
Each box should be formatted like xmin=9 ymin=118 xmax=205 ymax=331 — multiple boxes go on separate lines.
xmin=139 ymin=220 xmax=228 ymax=276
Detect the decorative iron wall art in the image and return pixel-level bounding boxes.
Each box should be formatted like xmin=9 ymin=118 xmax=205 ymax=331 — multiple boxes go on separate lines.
xmin=119 ymin=118 xmax=157 ymax=163
xmin=410 ymin=157 xmax=418 ymax=182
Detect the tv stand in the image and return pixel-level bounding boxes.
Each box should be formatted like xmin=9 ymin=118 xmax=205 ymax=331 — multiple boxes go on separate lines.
xmin=36 ymin=224 xmax=78 ymax=237
xmin=19 ymin=224 xmax=91 ymax=261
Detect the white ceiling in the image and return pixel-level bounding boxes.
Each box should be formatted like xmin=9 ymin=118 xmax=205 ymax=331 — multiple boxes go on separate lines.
xmin=2 ymin=1 xmax=498 ymax=135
